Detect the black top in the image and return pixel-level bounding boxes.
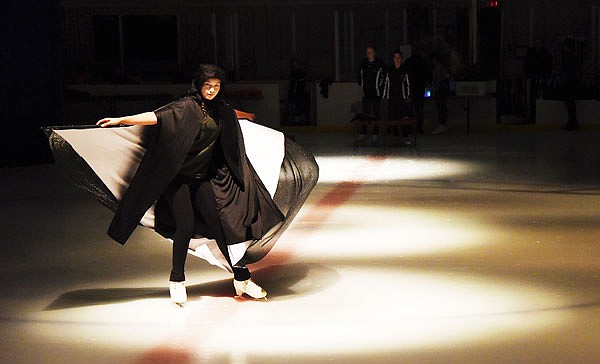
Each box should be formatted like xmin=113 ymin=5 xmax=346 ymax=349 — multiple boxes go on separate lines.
xmin=357 ymin=57 xmax=387 ymax=97
xmin=107 ymin=96 xmax=245 ymax=244
xmin=386 ymin=64 xmax=410 ymax=101
xmin=561 ymin=50 xmax=579 ymax=83
xmin=178 ymin=115 xmax=220 ymax=178
xmin=404 ymin=54 xmax=431 ymax=94
xmin=289 ymin=68 xmax=309 ymax=99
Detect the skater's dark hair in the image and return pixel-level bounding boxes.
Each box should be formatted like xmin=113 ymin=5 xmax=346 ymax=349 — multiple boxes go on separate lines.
xmin=190 ymin=64 xmax=227 ymax=94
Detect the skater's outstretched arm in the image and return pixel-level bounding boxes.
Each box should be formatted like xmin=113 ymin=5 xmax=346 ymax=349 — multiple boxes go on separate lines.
xmin=96 ymin=111 xmax=158 ymax=127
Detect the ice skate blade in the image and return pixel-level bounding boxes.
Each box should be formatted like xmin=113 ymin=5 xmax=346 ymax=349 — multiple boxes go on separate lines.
xmin=234 ymin=294 xmax=268 ymax=302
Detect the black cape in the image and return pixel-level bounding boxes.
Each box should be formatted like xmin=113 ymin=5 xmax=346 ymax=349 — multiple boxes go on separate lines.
xmin=44 ymin=96 xmax=318 ymax=268
xmin=109 ymin=95 xmax=283 ymax=246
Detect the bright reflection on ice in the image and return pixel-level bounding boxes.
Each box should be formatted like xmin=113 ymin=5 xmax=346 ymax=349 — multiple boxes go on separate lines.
xmin=315 ymin=156 xmax=475 ymax=183
xmin=291 ymin=206 xmax=488 ymax=257
xmin=28 ymin=269 xmax=566 ymax=356
xmin=17 ymin=154 xmax=568 ymax=360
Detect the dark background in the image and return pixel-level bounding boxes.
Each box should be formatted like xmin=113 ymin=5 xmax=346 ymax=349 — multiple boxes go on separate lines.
xmin=1 ymin=0 xmax=598 ymax=166
xmin=1 ymin=1 xmax=63 ymax=166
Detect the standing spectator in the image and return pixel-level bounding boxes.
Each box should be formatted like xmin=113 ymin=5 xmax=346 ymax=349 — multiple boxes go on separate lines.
xmin=288 ymin=58 xmax=310 ymax=125
xmin=404 ymin=45 xmax=430 ymax=134
xmin=560 ymin=37 xmax=579 ymax=131
xmin=384 ymin=49 xmax=412 ymax=143
xmin=431 ymin=55 xmax=450 ymax=135
xmin=524 ymin=38 xmax=552 ymax=124
xmin=357 ymin=45 xmax=387 ymax=143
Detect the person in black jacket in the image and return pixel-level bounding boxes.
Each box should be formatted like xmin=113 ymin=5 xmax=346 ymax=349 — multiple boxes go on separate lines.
xmin=288 ymin=58 xmax=310 ymax=125
xmin=431 ymin=55 xmax=450 ymax=135
xmin=524 ymin=38 xmax=552 ymax=124
xmin=404 ymin=45 xmax=430 ymax=134
xmin=357 ymin=45 xmax=387 ymax=143
xmin=560 ymin=37 xmax=579 ymax=131
xmin=384 ymin=49 xmax=412 ymax=141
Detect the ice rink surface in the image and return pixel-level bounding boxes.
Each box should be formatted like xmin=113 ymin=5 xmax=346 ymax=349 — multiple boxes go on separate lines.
xmin=1 ymin=128 xmax=600 ymax=363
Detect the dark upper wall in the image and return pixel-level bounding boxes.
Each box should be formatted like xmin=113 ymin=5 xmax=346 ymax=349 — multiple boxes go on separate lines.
xmin=60 ymin=0 xmax=470 ymax=6
xmin=1 ymin=1 xmax=62 ymax=166
xmin=60 ymin=0 xmax=473 ymax=83
xmin=60 ymin=0 xmax=599 ymax=83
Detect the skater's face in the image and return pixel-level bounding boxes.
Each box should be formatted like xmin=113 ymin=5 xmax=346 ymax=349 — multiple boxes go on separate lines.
xmin=201 ymin=78 xmax=221 ymax=100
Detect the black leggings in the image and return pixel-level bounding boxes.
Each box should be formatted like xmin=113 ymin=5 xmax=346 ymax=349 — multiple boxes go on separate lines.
xmin=164 ymin=178 xmax=250 ymax=282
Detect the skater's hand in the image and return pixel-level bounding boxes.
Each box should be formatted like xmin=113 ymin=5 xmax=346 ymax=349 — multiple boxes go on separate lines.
xmin=96 ymin=117 xmax=124 ymax=128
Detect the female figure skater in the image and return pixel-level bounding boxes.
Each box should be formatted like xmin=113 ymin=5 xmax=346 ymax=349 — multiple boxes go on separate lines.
xmin=95 ymin=65 xmax=285 ymax=305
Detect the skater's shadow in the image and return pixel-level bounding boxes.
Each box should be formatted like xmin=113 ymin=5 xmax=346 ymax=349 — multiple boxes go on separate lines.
xmin=44 ymin=263 xmax=339 ymax=311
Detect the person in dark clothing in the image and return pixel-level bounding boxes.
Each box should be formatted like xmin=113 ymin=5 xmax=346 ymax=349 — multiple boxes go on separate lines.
xmin=288 ymin=58 xmax=310 ymax=125
xmin=357 ymin=45 xmax=387 ymax=143
xmin=404 ymin=46 xmax=430 ymax=134
xmin=384 ymin=50 xmax=412 ymax=141
xmin=96 ymin=65 xmax=282 ymax=305
xmin=560 ymin=37 xmax=579 ymax=131
xmin=524 ymin=38 xmax=553 ymax=124
xmin=431 ymin=55 xmax=450 ymax=135
xmin=47 ymin=62 xmax=319 ymax=309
